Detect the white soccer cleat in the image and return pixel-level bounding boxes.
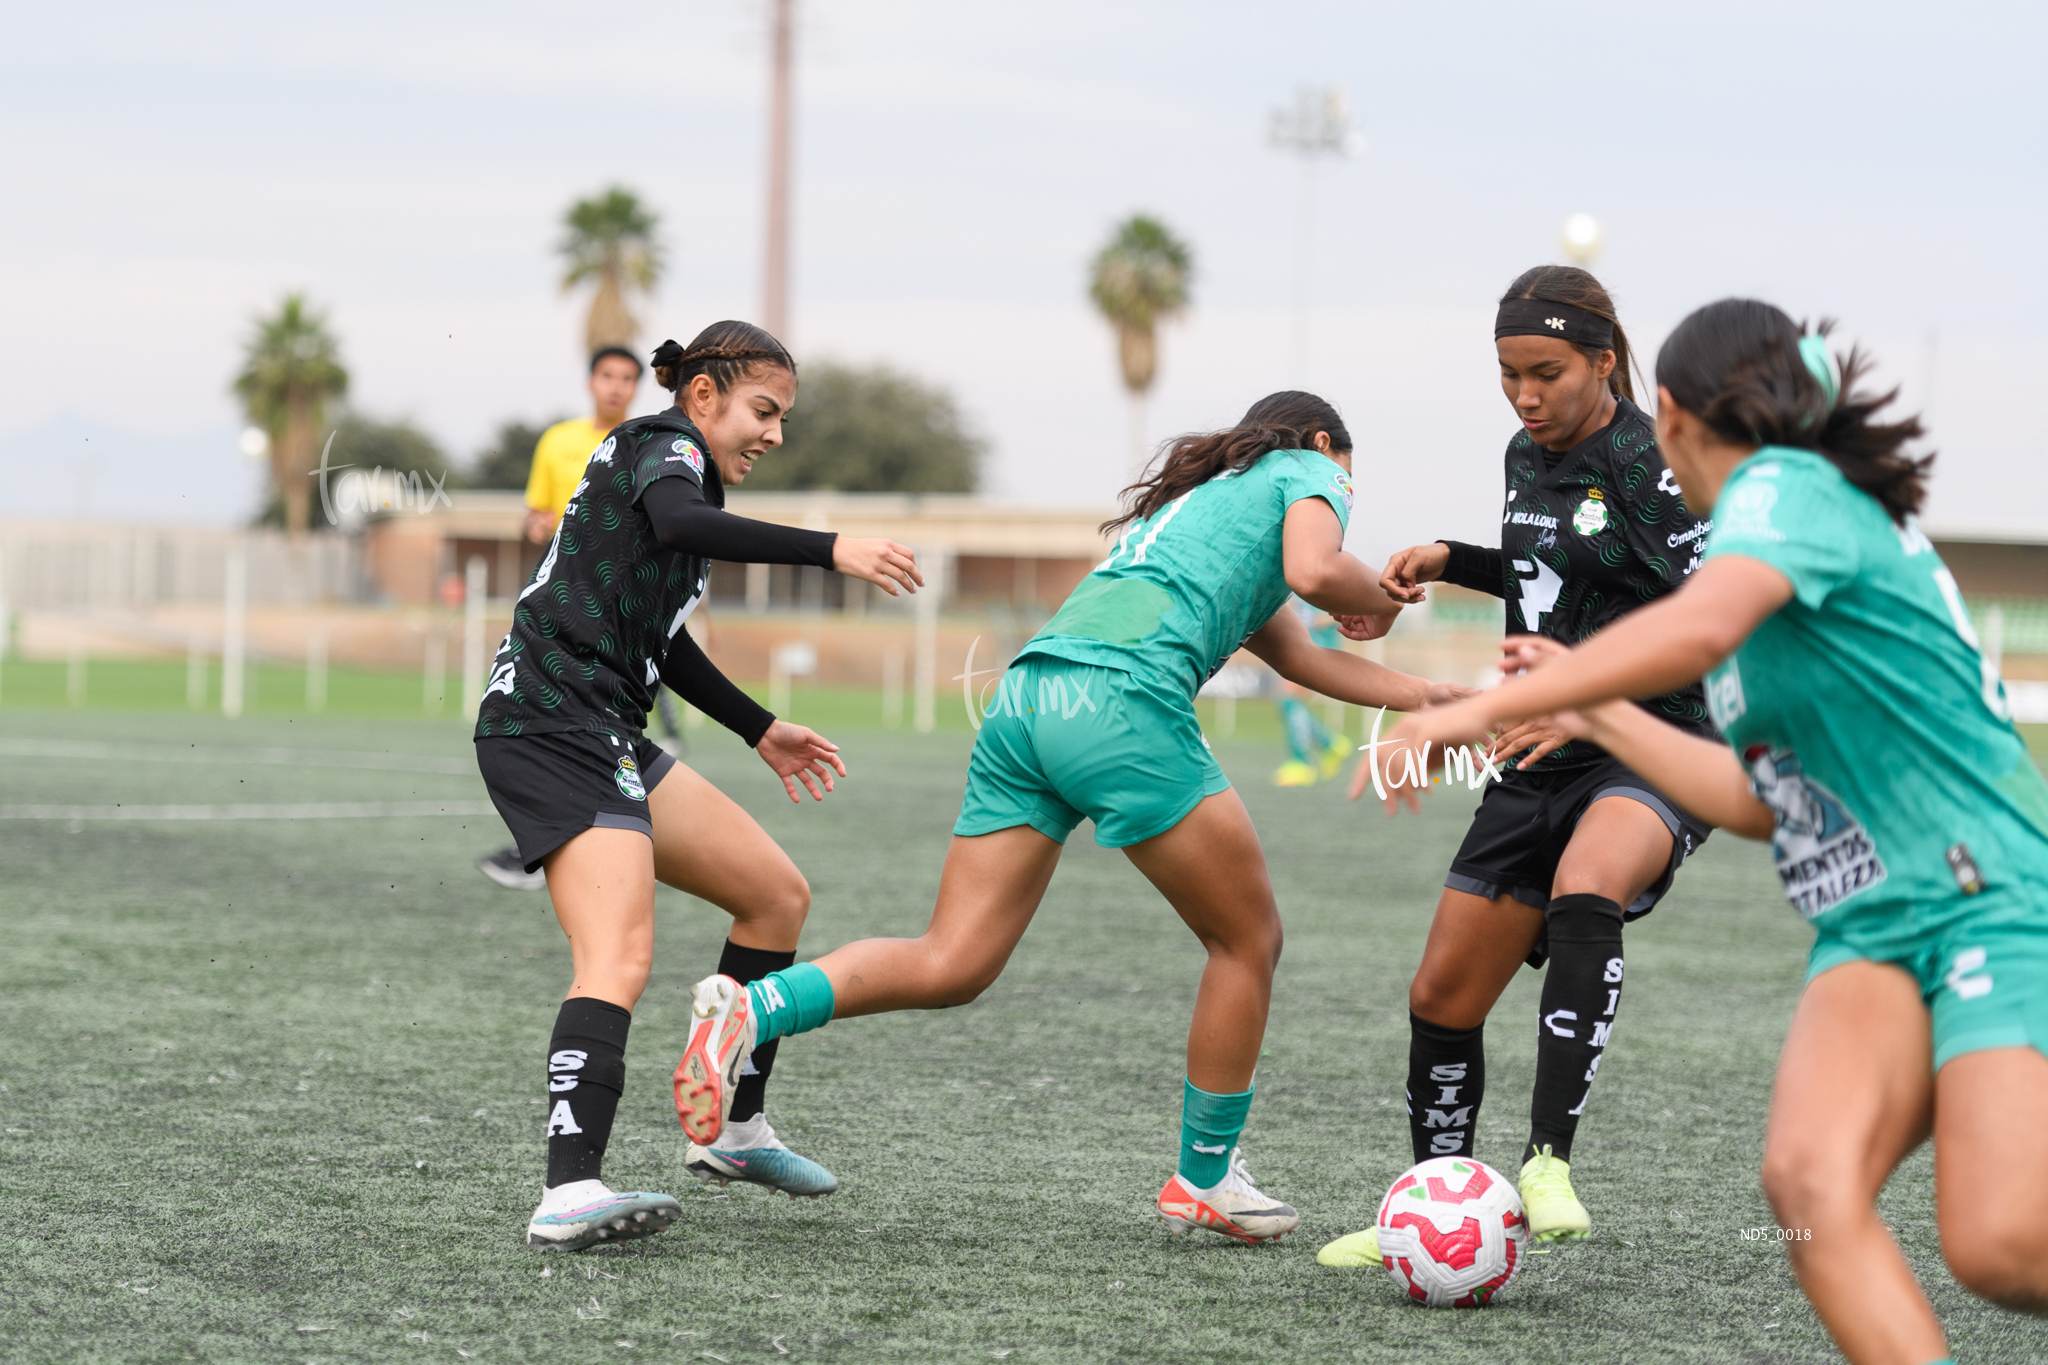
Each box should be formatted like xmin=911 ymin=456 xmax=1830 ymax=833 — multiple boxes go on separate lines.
xmin=1156 ymin=1148 xmax=1300 ymax=1245
xmin=524 ymin=1180 xmax=682 ymax=1252
xmin=686 ymin=1116 xmax=839 ymax=1198
xmin=673 ymin=974 xmax=756 ymax=1146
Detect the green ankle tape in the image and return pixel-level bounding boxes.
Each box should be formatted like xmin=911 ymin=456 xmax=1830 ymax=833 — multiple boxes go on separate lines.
xmin=748 ymin=961 xmax=836 ymax=1044
xmin=1178 ymin=1077 xmax=1254 ymax=1189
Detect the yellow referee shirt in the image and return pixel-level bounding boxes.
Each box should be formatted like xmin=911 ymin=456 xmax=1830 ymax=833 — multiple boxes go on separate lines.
xmin=523 ymin=417 xmax=611 ymax=520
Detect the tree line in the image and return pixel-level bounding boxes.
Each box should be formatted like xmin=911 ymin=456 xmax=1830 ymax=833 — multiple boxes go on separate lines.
xmin=236 ymin=186 xmax=1188 ymax=533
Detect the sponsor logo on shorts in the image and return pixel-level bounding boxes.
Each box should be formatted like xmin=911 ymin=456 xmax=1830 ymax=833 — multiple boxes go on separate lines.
xmin=1946 ymin=946 xmax=1993 ymax=1000
xmin=615 ymin=755 xmax=647 ymax=802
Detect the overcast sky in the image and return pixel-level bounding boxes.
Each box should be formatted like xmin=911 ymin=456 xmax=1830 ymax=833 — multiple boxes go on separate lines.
xmin=2 ymin=0 xmax=2043 ymax=553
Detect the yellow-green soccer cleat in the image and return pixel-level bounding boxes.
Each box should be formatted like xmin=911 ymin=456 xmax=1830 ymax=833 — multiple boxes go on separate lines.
xmin=1317 ymin=733 xmax=1351 ymax=782
xmin=1315 ymin=1226 xmax=1380 ymax=1268
xmin=1518 ymin=1145 xmax=1591 ymax=1242
xmin=1273 ymin=760 xmax=1318 ymax=788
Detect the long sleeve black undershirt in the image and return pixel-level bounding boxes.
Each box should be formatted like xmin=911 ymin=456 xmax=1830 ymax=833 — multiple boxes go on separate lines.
xmin=658 ymin=626 xmax=774 ymax=748
xmin=642 ymin=476 xmax=838 ymax=567
xmin=1438 ymin=541 xmax=1505 ymax=598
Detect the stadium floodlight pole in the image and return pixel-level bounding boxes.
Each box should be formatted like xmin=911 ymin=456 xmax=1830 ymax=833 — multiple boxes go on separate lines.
xmin=762 ymin=0 xmax=795 ymax=340
xmin=1267 ymin=86 xmax=1364 ymax=382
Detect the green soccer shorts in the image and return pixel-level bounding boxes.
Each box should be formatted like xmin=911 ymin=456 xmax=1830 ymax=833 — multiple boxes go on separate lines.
xmin=954 ymin=658 xmax=1231 ymax=849
xmin=1808 ymin=893 xmax=2048 ymax=1070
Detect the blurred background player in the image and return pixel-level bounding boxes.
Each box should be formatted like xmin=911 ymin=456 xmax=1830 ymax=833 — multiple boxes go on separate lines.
xmin=1320 ymin=266 xmax=1713 ymax=1267
xmin=1386 ymin=298 xmax=2048 ymax=1365
xmin=478 ymin=346 xmax=678 ymax=890
xmin=1271 ymin=597 xmax=1353 ymax=786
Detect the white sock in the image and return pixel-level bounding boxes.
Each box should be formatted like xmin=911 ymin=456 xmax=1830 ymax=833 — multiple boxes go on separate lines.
xmin=716 ymin=1114 xmax=772 ymax=1149
xmin=536 ymin=1178 xmax=610 ymax=1217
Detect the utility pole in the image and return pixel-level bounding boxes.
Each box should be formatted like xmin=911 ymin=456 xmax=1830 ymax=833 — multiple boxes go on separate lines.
xmin=1267 ymin=87 xmax=1363 ymax=382
xmin=762 ymin=0 xmax=794 ymax=340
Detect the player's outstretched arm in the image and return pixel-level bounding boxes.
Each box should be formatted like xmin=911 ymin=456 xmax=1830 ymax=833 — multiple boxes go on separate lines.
xmin=658 ymin=629 xmax=844 ymax=803
xmin=754 ymin=720 xmax=847 ymax=803
xmin=1382 ymin=556 xmax=1793 ymax=755
xmin=1242 ymin=609 xmax=1473 ymax=712
xmin=831 ymin=537 xmax=923 ymax=597
xmin=1280 ymin=497 xmax=1404 ymax=624
xmin=1562 ymin=699 xmax=1771 ymax=838
xmin=642 ymin=478 xmax=921 ymax=596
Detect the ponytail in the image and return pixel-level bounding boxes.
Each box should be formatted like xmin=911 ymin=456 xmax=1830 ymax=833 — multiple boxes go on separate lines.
xmin=651 ymin=320 xmax=794 ymax=397
xmin=1105 ymin=390 xmax=1351 ymax=534
xmin=1655 ymin=299 xmax=1931 ymax=522
xmin=1501 ymin=265 xmax=1637 ymax=403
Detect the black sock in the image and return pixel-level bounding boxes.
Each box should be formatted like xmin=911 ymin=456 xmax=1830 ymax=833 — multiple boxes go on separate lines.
xmin=544 ymin=997 xmax=631 ymax=1188
xmin=1526 ymin=893 xmax=1625 ymax=1165
xmin=717 ymin=940 xmax=796 ymax=1124
xmin=1407 ymin=1012 xmax=1486 ymax=1162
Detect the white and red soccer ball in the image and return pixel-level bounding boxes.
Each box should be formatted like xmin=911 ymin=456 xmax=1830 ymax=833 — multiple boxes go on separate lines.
xmin=1376 ymin=1157 xmax=1528 ymax=1307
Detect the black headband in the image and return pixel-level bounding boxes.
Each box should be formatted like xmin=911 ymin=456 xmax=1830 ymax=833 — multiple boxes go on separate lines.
xmin=1494 ymin=298 xmax=1615 ymax=350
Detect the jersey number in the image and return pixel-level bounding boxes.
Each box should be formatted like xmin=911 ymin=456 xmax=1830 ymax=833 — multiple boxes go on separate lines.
xmin=1931 ymin=566 xmax=2012 ymax=722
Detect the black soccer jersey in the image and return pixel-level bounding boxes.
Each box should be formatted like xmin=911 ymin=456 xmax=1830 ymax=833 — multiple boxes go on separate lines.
xmin=475 ymin=410 xmax=719 ymax=741
xmin=1440 ymin=395 xmax=1716 ymax=769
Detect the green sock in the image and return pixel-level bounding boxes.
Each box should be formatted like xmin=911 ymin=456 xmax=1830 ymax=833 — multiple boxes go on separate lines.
xmin=1178 ymin=1077 xmax=1254 ymax=1190
xmin=745 ymin=962 xmax=835 ymax=1045
xmin=1279 ymin=698 xmax=1317 ymax=765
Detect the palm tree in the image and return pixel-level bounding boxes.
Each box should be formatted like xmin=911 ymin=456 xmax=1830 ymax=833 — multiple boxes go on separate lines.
xmin=1088 ymin=215 xmax=1193 ymax=475
xmin=233 ymin=293 xmax=349 ymax=538
xmin=559 ymin=187 xmax=665 ymax=354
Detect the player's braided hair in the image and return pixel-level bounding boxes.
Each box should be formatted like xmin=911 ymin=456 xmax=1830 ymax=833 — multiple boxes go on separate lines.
xmin=650 ymin=320 xmax=795 ymax=397
xmin=1105 ymin=390 xmax=1352 ymax=534
xmin=1502 ymin=264 xmax=1638 ymax=403
xmin=1657 ymin=299 xmax=1931 ymax=522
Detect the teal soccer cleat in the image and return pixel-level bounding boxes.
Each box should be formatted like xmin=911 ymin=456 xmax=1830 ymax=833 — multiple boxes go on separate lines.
xmin=686 ymin=1118 xmax=839 ymax=1198
xmin=525 ymin=1182 xmax=684 ymax=1251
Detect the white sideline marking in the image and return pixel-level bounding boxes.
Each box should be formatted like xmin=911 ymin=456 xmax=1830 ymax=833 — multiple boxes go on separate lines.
xmin=0 ymin=738 xmax=473 ymax=775
xmin=0 ymin=801 xmax=495 ymax=821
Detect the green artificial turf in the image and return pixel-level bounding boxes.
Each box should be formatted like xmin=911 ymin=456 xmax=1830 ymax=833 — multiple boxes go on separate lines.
xmin=3 ymin=709 xmax=2045 ymax=1363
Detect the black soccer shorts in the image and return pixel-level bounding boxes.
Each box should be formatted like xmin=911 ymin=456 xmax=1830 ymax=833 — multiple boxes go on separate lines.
xmin=475 ymin=730 xmax=677 ymax=874
xmin=1444 ymin=754 xmax=1711 ymax=959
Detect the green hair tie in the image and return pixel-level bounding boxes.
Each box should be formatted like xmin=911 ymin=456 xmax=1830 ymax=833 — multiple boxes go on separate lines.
xmin=1798 ymin=333 xmax=1839 ymax=409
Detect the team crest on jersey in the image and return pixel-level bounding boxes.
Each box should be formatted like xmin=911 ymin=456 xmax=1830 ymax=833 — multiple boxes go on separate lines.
xmin=614 ymin=754 xmax=647 ymax=802
xmin=668 ymin=439 xmax=705 ymax=476
xmin=1329 ymin=471 xmax=1355 ymax=511
xmin=1743 ymin=746 xmax=1887 ymax=919
xmin=1571 ymin=489 xmax=1609 ymax=536
xmin=591 ymin=436 xmax=616 ymax=465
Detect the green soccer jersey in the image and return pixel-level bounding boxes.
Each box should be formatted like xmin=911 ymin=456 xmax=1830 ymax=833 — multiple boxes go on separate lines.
xmin=1701 ymin=447 xmax=2048 ymax=942
xmin=1018 ymin=450 xmax=1356 ymax=701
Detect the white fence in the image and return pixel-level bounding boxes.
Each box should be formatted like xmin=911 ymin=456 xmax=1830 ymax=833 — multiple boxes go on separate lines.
xmin=0 ymin=523 xmax=364 ymax=612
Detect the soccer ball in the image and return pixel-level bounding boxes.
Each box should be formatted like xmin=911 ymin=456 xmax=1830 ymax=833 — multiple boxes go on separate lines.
xmin=1376 ymin=1157 xmax=1528 ymax=1307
